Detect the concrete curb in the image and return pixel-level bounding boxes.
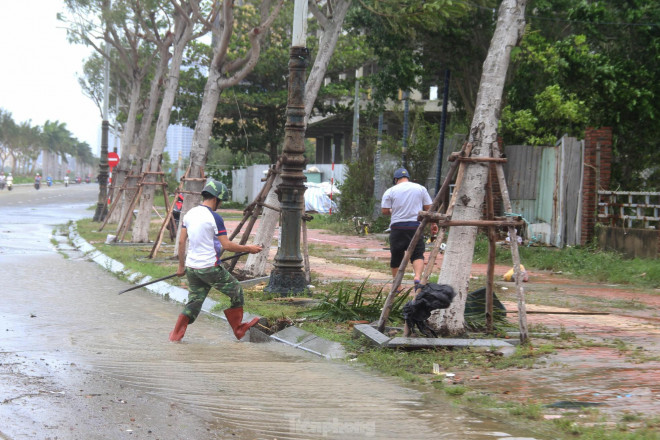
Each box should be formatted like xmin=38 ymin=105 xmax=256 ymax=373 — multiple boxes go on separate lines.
xmin=353 ymin=323 xmax=517 ymax=355
xmin=65 ymin=224 xmax=345 ymax=359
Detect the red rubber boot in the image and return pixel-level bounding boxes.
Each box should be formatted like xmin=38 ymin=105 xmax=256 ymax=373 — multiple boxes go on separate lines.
xmin=223 ymin=307 xmax=259 ymax=340
xmin=169 ymin=314 xmax=189 ymax=341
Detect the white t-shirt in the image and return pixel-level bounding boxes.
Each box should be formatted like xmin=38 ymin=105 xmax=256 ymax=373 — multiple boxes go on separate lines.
xmin=182 ymin=205 xmax=227 ymax=269
xmin=381 ymin=181 xmax=433 ymax=227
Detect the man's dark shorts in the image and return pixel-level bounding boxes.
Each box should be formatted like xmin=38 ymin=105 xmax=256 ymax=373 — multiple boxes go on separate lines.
xmin=390 ymin=228 xmax=425 ymax=268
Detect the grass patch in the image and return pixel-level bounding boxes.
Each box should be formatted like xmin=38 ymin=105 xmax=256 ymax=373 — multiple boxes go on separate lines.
xmin=473 ymin=234 xmax=660 ymax=289
xmin=507 ymin=401 xmax=543 ymax=420
xmin=298 ymin=321 xmax=353 ymax=343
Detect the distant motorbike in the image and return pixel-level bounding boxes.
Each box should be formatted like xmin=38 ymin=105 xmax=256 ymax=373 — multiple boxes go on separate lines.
xmin=35 ymin=182 xmax=41 ymax=190
xmin=7 ymin=181 xmax=12 ymax=191
xmin=46 ymin=177 xmax=53 ymax=187
xmin=0 ymin=181 xmax=4 ymax=190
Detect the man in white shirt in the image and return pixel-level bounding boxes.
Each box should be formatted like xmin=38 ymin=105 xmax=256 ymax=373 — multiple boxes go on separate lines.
xmin=169 ymin=180 xmax=263 ymax=342
xmin=381 ymin=168 xmax=437 ymax=292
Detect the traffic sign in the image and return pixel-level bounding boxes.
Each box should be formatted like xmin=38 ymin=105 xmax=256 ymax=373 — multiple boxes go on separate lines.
xmin=108 ymin=152 xmax=119 ymax=172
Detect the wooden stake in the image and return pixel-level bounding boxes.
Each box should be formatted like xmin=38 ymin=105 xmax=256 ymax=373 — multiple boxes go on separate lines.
xmin=485 ymin=164 xmax=496 ymax=333
xmin=149 ymin=165 xmax=194 ymax=259
xmin=492 ymin=144 xmax=529 ymax=344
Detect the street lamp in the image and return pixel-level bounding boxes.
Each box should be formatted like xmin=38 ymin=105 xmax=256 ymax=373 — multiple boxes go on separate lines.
xmin=93 ymin=22 xmax=111 ymax=222
xmin=264 ymin=0 xmax=308 ymax=296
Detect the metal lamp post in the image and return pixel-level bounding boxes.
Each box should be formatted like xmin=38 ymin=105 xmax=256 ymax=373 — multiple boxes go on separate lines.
xmin=265 ymin=0 xmax=309 ymax=296
xmin=93 ymin=39 xmax=111 ymax=222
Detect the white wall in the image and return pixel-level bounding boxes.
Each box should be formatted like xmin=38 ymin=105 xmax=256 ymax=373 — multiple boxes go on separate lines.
xmin=231 ymin=163 xmax=346 ymax=204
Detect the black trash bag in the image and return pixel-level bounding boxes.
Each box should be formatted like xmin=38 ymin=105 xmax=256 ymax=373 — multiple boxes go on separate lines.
xmin=402 ymin=283 xmax=456 ymax=338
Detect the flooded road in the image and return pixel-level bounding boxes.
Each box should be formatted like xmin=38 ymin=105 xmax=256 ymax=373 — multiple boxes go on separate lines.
xmin=0 ymin=184 xmax=543 ymax=439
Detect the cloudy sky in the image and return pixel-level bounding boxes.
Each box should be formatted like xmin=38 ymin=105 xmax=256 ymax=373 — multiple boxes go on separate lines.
xmin=0 ymin=1 xmax=101 ymax=155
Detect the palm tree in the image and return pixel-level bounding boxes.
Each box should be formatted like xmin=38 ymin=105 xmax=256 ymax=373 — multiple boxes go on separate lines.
xmin=17 ymin=122 xmax=42 ymax=175
xmin=42 ymin=120 xmax=75 ymax=178
xmin=0 ymin=110 xmax=18 ymax=173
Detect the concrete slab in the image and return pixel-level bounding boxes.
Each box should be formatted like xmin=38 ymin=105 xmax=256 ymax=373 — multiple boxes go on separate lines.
xmin=387 ymin=337 xmax=515 ymax=349
xmin=353 ymin=324 xmax=391 ymax=347
xmin=299 ymin=336 xmax=346 ymax=360
xmin=271 ymin=325 xmax=317 ymax=346
xmin=268 ymin=326 xmax=345 ymax=359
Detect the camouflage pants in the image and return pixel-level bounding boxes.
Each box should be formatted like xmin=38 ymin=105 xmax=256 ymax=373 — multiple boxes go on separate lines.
xmin=183 ymin=265 xmax=244 ymax=324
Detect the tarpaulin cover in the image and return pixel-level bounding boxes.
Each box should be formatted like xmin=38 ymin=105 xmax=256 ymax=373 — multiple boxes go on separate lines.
xmin=304 ymin=182 xmax=339 ymax=214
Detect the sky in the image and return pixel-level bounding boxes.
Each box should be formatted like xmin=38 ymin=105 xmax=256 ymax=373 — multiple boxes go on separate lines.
xmin=0 ymin=1 xmax=102 ymax=156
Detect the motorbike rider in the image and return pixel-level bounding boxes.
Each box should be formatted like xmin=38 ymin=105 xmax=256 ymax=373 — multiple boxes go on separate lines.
xmin=6 ymin=173 xmax=13 ymax=190
xmin=0 ymin=173 xmax=5 ymax=190
xmin=35 ymin=174 xmax=42 ymax=189
xmin=46 ymin=175 xmax=53 ymax=186
xmin=64 ymin=175 xmax=69 ymax=187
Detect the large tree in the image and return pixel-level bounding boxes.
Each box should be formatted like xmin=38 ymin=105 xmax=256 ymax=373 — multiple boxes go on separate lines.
xmin=429 ymin=0 xmax=527 ymax=335
xmin=131 ymin=0 xmax=219 ymax=242
xmin=62 ymin=0 xmax=175 ymax=224
xmin=174 ymin=0 xmax=369 ymax=164
xmin=165 ymin=0 xmax=286 ymax=248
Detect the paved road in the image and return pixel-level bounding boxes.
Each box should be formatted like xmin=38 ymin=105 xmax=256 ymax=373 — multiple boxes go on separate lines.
xmin=0 ymin=183 xmax=543 ymax=440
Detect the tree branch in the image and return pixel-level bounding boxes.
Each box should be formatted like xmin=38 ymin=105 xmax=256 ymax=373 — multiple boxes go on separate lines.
xmin=211 ymin=0 xmax=236 ymax=71
xmin=219 ymin=0 xmax=284 ymax=79
xmin=309 ymin=0 xmax=329 ymax=30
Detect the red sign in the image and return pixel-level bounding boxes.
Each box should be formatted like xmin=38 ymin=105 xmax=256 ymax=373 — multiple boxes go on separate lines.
xmin=108 ymin=152 xmax=119 ymax=172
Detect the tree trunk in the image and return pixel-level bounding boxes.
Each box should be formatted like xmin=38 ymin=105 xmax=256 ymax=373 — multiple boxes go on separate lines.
xmin=244 ymin=174 xmax=281 ymax=275
xmin=304 ymin=0 xmax=351 ymax=125
xmin=175 ymin=57 xmax=224 ymax=250
xmin=135 ymin=46 xmax=169 ymax=161
xmin=131 ymin=10 xmax=193 ymax=243
xmin=173 ymin=0 xmax=284 ymax=254
xmin=429 ymin=0 xmax=527 ymax=335
xmin=106 ymin=79 xmax=143 ymax=224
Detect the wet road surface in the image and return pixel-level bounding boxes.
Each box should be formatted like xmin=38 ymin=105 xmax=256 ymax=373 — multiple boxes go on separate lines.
xmin=0 ymin=184 xmax=543 ymax=439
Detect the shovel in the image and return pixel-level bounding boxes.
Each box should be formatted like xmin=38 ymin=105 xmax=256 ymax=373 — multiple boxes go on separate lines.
xmin=117 ymin=251 xmax=251 ymax=295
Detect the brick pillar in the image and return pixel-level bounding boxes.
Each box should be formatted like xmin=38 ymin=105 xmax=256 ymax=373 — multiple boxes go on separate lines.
xmin=581 ymin=127 xmax=612 ymax=245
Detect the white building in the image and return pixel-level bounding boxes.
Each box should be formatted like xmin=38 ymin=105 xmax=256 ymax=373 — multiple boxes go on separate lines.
xmin=165 ymin=124 xmax=194 ymax=162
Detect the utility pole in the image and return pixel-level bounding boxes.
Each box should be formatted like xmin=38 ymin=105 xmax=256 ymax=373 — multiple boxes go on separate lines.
xmin=435 ymin=69 xmax=451 ymax=195
xmin=93 ymin=34 xmax=111 ymax=222
xmin=265 ymin=0 xmax=309 ymax=296
xmin=372 ymin=113 xmax=384 ymax=219
xmin=350 ymin=68 xmax=361 ymax=161
xmin=401 ymin=90 xmax=410 ymax=168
